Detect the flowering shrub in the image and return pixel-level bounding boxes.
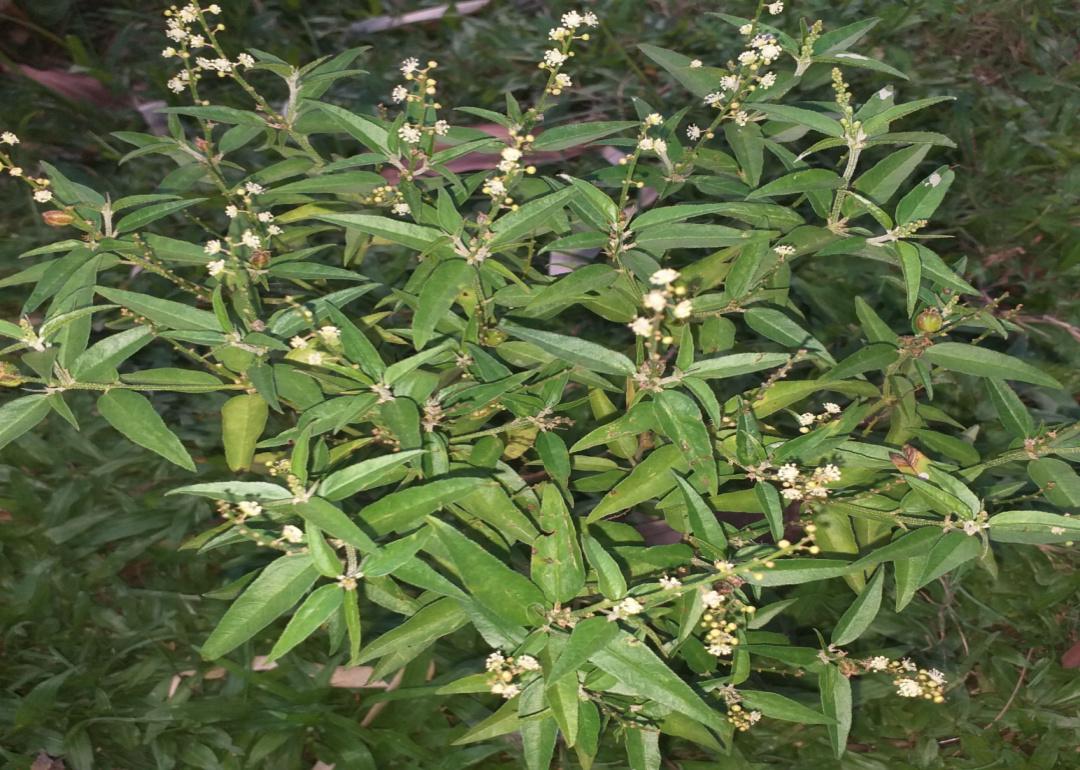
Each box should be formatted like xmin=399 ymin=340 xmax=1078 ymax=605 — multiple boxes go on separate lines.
xmin=1 ymin=1 xmax=1077 ymax=765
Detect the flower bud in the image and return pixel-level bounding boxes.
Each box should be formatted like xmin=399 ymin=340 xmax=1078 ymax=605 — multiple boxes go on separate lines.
xmin=41 ymin=210 xmax=75 ymax=228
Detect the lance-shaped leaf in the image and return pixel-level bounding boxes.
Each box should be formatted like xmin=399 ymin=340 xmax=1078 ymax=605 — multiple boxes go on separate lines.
xmin=222 ymin=394 xmax=269 ymax=472
xmin=581 ymin=534 xmax=627 ymax=601
xmin=752 ymin=104 xmax=844 ymax=138
xmin=501 ymin=322 xmax=635 ymax=377
xmin=821 ymin=664 xmax=853 ymax=758
xmin=358 ymin=596 xmax=468 ymax=663
xmin=316 ymin=102 xmax=391 ymax=153
xmin=427 ymin=517 xmax=546 ymax=628
xmin=97 ymin=286 xmax=222 ymax=332
xmin=673 ymin=474 xmax=727 ymax=556
xmin=653 ymin=390 xmax=717 ymax=495
xmin=318 ymin=449 xmax=425 ymax=500
xmin=0 ymin=394 xmax=52 ymax=451
xmin=985 ymin=379 xmax=1035 ymax=439
xmin=988 ymin=510 xmax=1080 ymax=544
xmin=98 ymin=389 xmax=195 ymax=471
xmin=266 ymin=583 xmax=344 ymax=662
xmin=683 ymin=351 xmax=789 ymax=380
xmin=924 ymin=342 xmax=1060 ymax=388
xmin=489 ymin=187 xmax=576 ymax=248
xmin=1028 ymin=458 xmax=1080 ymax=508
xmin=201 ymin=554 xmax=319 ymax=659
xmin=532 ymin=121 xmax=637 ymax=152
xmin=316 ymin=213 xmax=447 ymax=253
xmin=114 ymin=197 xmax=207 ymax=234
xmin=70 ymin=326 xmax=153 ymax=382
xmin=413 ymin=258 xmax=472 ymax=349
xmin=531 ymin=485 xmax=586 ymax=604
xmin=589 ymin=629 xmax=725 ymax=731
xmin=291 ymin=497 xmax=378 ymax=552
xmin=361 ymin=476 xmax=483 ymax=535
xmin=740 ymin=690 xmax=834 ymax=724
xmin=747 ymin=169 xmax=843 ymax=200
xmin=587 ymin=444 xmax=688 ymax=522
xmin=831 ymin=566 xmax=884 ymax=646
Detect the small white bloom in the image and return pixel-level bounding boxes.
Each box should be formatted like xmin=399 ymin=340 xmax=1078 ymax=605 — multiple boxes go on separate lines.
xmin=543 ymin=49 xmax=568 ymax=68
xmin=962 ymin=520 xmax=981 ymax=536
xmin=776 ymin=464 xmax=800 ymax=484
xmin=927 ymin=172 xmax=943 ymax=188
xmin=8 ymin=167 xmax=23 ymax=177
xmin=206 ymin=259 xmax=226 ymax=276
xmin=739 ymin=23 xmax=753 ymax=35
xmin=760 ymin=43 xmax=782 ymax=63
xmin=781 ymin=487 xmax=804 ymax=501
xmin=167 ymin=75 xmax=188 ymax=93
xmin=236 ymin=53 xmax=256 ymax=68
xmin=721 ymin=74 xmax=741 ymax=92
xmin=797 ymin=412 xmax=816 ymax=427
xmin=643 ymin=290 xmax=668 ymax=312
xmin=877 ymin=86 xmax=894 ymax=100
xmin=815 ymin=464 xmax=842 ymax=483
xmin=738 ymin=50 xmax=758 ymax=66
xmin=823 ymin=402 xmax=841 ymax=414
xmin=319 ymin=325 xmax=341 ymax=343
xmin=207 ymin=4 xmax=222 ymax=14
xmin=434 ymin=119 xmax=450 ymax=136
xmin=702 ymin=589 xmax=725 ymax=608
xmin=708 ymin=643 xmax=733 ymax=656
xmin=673 ymin=300 xmax=693 ymax=319
xmin=267 ymin=224 xmax=282 ymax=236
xmin=896 ymin=678 xmax=922 ymax=698
xmin=501 ymin=147 xmax=522 ymax=163
xmin=644 ymin=112 xmax=664 ymax=126
xmin=616 ymin=597 xmax=644 ymax=616
xmin=161 ymin=47 xmax=177 ymax=58
xmin=758 ymin=72 xmax=777 ymax=89
xmin=714 ymin=560 xmax=735 ymax=573
xmin=398 ymin=124 xmax=422 ymax=144
xmin=204 ymin=239 xmax=222 ymax=255
xmin=281 ymin=524 xmax=304 ymax=544
xmin=561 ymin=10 xmax=583 ymax=28
xmin=400 ymin=57 xmax=420 ymax=76
xmin=33 ymin=190 xmax=53 ymax=203
xmin=225 ymin=204 xmax=239 ymax=218
xmin=767 ymin=1 xmax=784 ymax=14
xmin=391 ymin=202 xmax=411 ymax=216
xmin=629 ymin=317 xmax=653 ymax=337
xmin=649 ymin=268 xmax=680 ymax=285
xmin=188 ymin=34 xmax=206 ymax=48
xmin=704 ymin=92 xmax=723 ymax=107
xmin=256 ymin=211 xmax=274 ymax=223
xmin=1050 ymin=526 xmax=1067 ymax=535
xmin=492 ymin=682 xmax=520 ymax=699
xmin=734 ymin=110 xmax=750 ymax=126
xmin=689 ymin=59 xmax=703 ymax=68
xmin=549 ymin=27 xmax=570 ymax=41
xmin=236 ymin=500 xmax=262 ymax=517
xmin=289 ymin=336 xmax=307 ymax=349
xmin=554 ymin=72 xmax=573 ymax=89
xmin=244 ymin=181 xmax=265 ymax=195
xmin=927 ymin=669 xmax=946 ymax=685
xmin=660 ymin=575 xmax=682 ymax=590
xmin=773 ymin=244 xmax=795 ymax=257
xmin=485 ymin=652 xmax=506 ymax=671
xmin=241 ymin=230 xmax=261 ymax=249
xmin=868 ymin=656 xmax=890 ymax=671
xmin=391 ymin=85 xmax=408 ymax=103
xmin=582 ymin=12 xmax=599 ymax=27
xmin=686 ymin=124 xmax=702 ymax=140
xmin=516 ymin=654 xmax=541 ymax=671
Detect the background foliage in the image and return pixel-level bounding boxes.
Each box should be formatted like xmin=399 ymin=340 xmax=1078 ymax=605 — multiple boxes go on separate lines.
xmin=1 ymin=1 xmax=1078 ymax=769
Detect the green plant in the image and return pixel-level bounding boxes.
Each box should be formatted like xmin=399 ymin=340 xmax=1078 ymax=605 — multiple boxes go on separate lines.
xmin=1 ymin=2 xmax=1077 ymax=767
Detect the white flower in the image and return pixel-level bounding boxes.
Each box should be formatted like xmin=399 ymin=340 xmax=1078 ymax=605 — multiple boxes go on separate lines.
xmin=391 ymin=85 xmax=408 ymax=103
xmin=206 ymin=259 xmax=226 ymax=276
xmin=391 ymin=202 xmax=411 ymax=216
xmin=896 ymin=678 xmax=922 ymax=698
xmin=689 ymin=59 xmax=703 ymax=68
xmin=734 ymin=110 xmax=750 ymax=126
xmin=516 ymin=654 xmax=541 ymax=671
xmin=501 ymin=147 xmax=522 ymax=163
xmin=704 ymin=92 xmax=723 ymax=107
xmin=204 ymin=239 xmax=222 ymax=255
xmin=773 ymin=244 xmax=795 ymax=257
xmin=644 ymin=112 xmax=664 ymax=126
xmin=236 ymin=500 xmax=262 ymax=517
xmin=244 ymin=181 xmax=265 ymax=195
xmin=241 ymin=230 xmax=261 ymax=249
xmin=867 ymin=656 xmax=890 ymax=671
xmin=398 ymin=124 xmax=422 ymax=144
xmin=434 ymin=120 xmax=450 ymax=136
xmin=616 ymin=597 xmax=643 ymax=616
xmin=721 ymin=74 xmax=741 ymax=92
xmin=823 ymin=402 xmax=841 ymax=414
xmin=962 ymin=520 xmax=982 ymax=536
xmin=543 ymin=49 xmax=568 ymax=68
xmin=649 ymin=268 xmax=680 ymax=285
xmin=776 ymin=464 xmax=800 ymax=484
xmin=582 ymin=11 xmax=599 ymax=26
xmin=165 ymin=26 xmax=187 ymax=42
xmin=686 ymin=124 xmax=702 ymax=140
xmin=643 ymin=290 xmax=668 ymax=312
xmin=797 ymin=412 xmax=816 ymax=427
xmin=927 ymin=669 xmax=946 ymax=685
xmin=485 ymin=652 xmax=506 ymax=671
xmin=289 ymin=336 xmax=307 ymax=349
xmin=162 ymin=47 xmax=177 ymax=58
xmin=554 ymin=72 xmax=573 ymax=89
xmin=660 ymin=575 xmax=682 ymax=589
xmin=167 ymin=74 xmax=188 ymax=93
xmin=760 ymin=43 xmax=783 ymax=64
xmin=491 ymin=682 xmax=520 ymax=699
xmin=225 ymin=204 xmax=239 ymax=218
xmin=400 ymin=57 xmax=420 ymax=76
xmin=927 ymin=172 xmax=943 ymax=188
xmin=318 ymin=325 xmax=341 ymax=343
xmin=900 ymin=658 xmax=917 ymax=672
xmin=256 ymin=211 xmax=274 ymax=223
xmin=188 ymin=34 xmax=206 ymax=48
xmin=739 ymin=23 xmax=753 ymax=35
xmin=673 ymin=300 xmax=693 ymax=320
xmin=767 ymin=1 xmax=784 ymax=14
xmin=267 ymin=224 xmax=282 ymax=235
xmin=281 ymin=524 xmax=304 ymax=543
xmin=708 ymin=643 xmax=733 ymax=656
xmin=714 ymin=560 xmax=735 ymax=574
xmin=738 ymin=50 xmax=758 ymax=66
xmin=8 ymin=167 xmax=22 ymax=177
xmin=561 ymin=10 xmax=583 ymax=28
xmin=815 ymin=464 xmax=842 ymax=483
xmin=629 ymin=316 xmax=653 ymax=337
xmin=549 ymin=27 xmax=570 ymax=41
xmin=33 ymin=190 xmax=53 ymax=203
xmin=758 ymin=72 xmax=777 ymax=89
xmin=781 ymin=487 xmax=804 ymax=501
xmin=207 ymin=4 xmax=222 ymax=14
xmin=236 ymin=53 xmax=255 ymax=68
xmin=702 ymin=589 xmax=725 ymax=608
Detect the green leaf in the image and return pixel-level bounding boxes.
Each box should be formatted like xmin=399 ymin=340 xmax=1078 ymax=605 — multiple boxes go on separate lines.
xmin=0 ymin=394 xmax=51 ymax=451
xmin=673 ymin=475 xmax=727 ymax=556
xmin=589 ymin=629 xmax=725 ymax=731
xmin=358 ymin=597 xmax=468 ymax=663
xmin=744 ymin=559 xmax=855 ymax=586
xmin=532 ymin=121 xmax=637 ymax=151
xmin=291 ymin=497 xmax=378 ymax=552
xmin=988 ymin=510 xmax=1080 ymax=544
xmin=748 ymin=169 xmax=843 ymax=200
xmin=654 ymin=390 xmax=717 ymax=495
xmin=683 ymin=351 xmax=790 ymax=380
xmin=820 ymin=665 xmax=853 ymax=759
xmin=263 ymin=171 xmax=386 ymax=196
xmin=316 ymin=102 xmax=390 ymax=153
xmin=740 ymin=690 xmax=834 ymax=725
xmin=160 ymin=104 xmax=265 ymax=126
xmin=201 ymin=554 xmax=319 ymax=659
xmin=725 ymin=123 xmax=764 ymax=187
xmin=519 ymin=683 xmax=558 ymax=770
xmin=427 ymin=517 xmax=545 ymax=628
xmin=831 ymin=566 xmax=884 ymax=646
xmin=587 ymin=444 xmax=687 ymax=522
xmin=852 ymin=144 xmax=930 ymax=205
xmin=120 ymin=367 xmax=228 ymax=392
xmin=414 ymin=258 xmax=472 ymax=349
xmin=361 ymin=476 xmax=481 ymax=535
xmin=1028 ymin=458 xmax=1080 ymax=508
xmin=97 ymin=287 xmax=222 ymax=332
xmin=895 ymin=166 xmax=954 ymax=224
xmin=316 ymin=213 xmax=447 ymax=252
xmin=823 ymin=343 xmax=899 ymax=381
xmin=985 ymin=379 xmax=1035 ymax=439
xmin=531 ymin=485 xmax=586 ymax=604
xmin=489 ymin=187 xmax=576 ymax=248
xmin=638 ymin=44 xmax=725 ymax=98
xmin=70 ymin=326 xmax=153 ymax=382
xmin=548 ymin=617 xmax=620 ymax=682
xmin=501 ymin=322 xmax=634 ymax=376
xmin=98 ymin=390 xmax=195 ymax=471
xmin=581 ymin=534 xmax=627 ymax=600
xmin=319 ymin=449 xmax=425 ymax=501
xmin=753 ymin=104 xmax=844 ymax=137
xmin=168 ymin=481 xmax=290 ymax=503
xmin=863 ymin=97 xmax=956 ymax=137
xmin=923 ymin=342 xmax=1061 ymax=388
xmin=453 ymin=700 xmax=521 ymax=745
xmin=755 ymin=482 xmax=785 ymax=540
xmin=625 ymin=729 xmax=661 ymax=770
xmin=266 ymin=584 xmax=343 ymax=662
xmin=222 ymin=394 xmax=269 ymax=472
xmin=114 ymin=198 xmax=206 ymax=234
xmin=745 ymin=307 xmax=834 ymax=362
xmin=897 ymin=243 xmax=922 ymax=318
xmin=848 ymin=526 xmax=943 ymax=571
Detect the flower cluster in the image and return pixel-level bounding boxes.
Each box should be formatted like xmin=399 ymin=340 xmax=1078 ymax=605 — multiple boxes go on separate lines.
xmin=628 ymin=269 xmax=692 ymax=339
xmin=0 ymin=132 xmax=55 ymax=203
xmin=162 ymin=4 xmax=253 ymax=95
xmin=794 ymin=401 xmax=843 ymax=433
xmin=482 ymin=142 xmax=536 ymax=206
xmin=700 ymin=586 xmax=755 ymax=657
xmin=607 ymin=596 xmax=645 ymax=622
xmin=540 ymin=10 xmax=598 ymax=95
xmin=701 ymin=13 xmax=785 ymax=125
xmin=716 ymin=686 xmax=762 ymax=732
xmin=360 ymin=184 xmax=411 ymax=217
xmin=485 ymin=652 xmax=541 ymax=699
xmin=773 ymin=463 xmax=842 ymax=502
xmin=865 ymin=657 xmax=947 ymax=703
xmin=286 ymin=324 xmax=342 ymax=368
